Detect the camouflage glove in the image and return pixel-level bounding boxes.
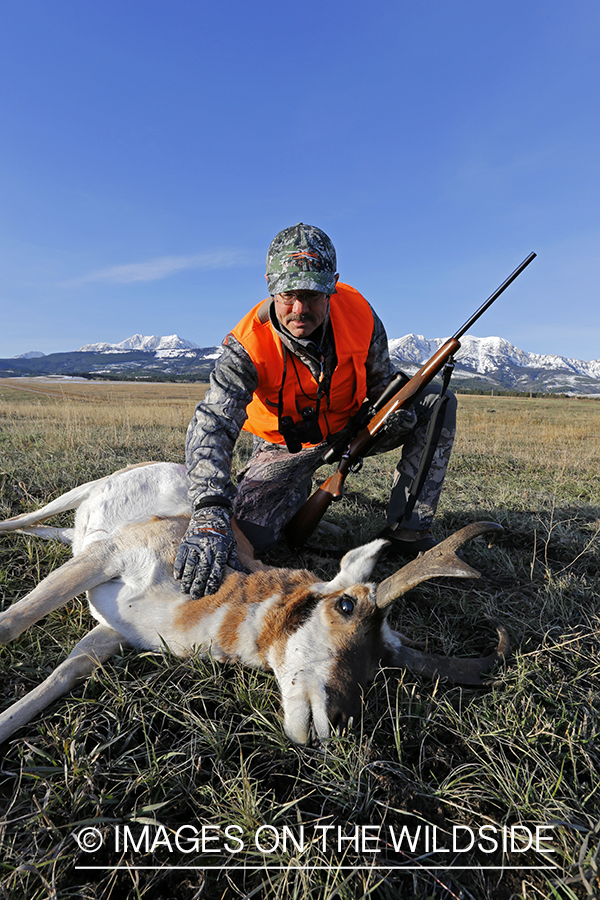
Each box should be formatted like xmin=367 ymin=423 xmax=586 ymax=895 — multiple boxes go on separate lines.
xmin=173 ymin=505 xmax=247 ymax=598
xmin=380 ymin=406 xmax=417 ymax=435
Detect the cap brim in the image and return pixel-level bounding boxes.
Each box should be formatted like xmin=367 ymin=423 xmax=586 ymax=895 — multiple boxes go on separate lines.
xmin=266 ymin=273 xmax=337 ymax=295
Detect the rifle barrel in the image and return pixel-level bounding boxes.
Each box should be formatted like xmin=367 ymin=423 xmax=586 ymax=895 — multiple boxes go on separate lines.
xmin=452 ymin=252 xmax=536 ymax=342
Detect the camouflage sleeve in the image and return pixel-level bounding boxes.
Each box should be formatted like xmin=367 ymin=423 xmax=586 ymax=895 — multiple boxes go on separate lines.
xmin=185 ymin=335 xmax=258 ymax=508
xmin=365 ymin=305 xmax=397 ymax=401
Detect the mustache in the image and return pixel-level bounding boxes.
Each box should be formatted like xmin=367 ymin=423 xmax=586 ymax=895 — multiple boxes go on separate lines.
xmin=286 ymin=313 xmax=316 ymax=323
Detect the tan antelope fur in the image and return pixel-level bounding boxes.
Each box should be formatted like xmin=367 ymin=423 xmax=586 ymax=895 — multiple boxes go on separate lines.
xmin=0 ymin=462 xmax=508 ymax=745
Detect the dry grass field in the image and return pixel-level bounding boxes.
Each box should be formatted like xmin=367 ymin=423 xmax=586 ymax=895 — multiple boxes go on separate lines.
xmin=0 ymin=380 xmax=599 ymax=900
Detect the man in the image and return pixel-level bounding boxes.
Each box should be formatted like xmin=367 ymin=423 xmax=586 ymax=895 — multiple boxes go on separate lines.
xmin=174 ymin=223 xmax=456 ymax=598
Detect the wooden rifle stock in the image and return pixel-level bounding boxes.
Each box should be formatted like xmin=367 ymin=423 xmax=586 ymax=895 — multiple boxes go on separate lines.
xmin=284 ymin=252 xmax=536 ymax=549
xmin=284 ymin=338 xmax=460 ymax=548
xmin=283 ymin=470 xmax=346 ymax=548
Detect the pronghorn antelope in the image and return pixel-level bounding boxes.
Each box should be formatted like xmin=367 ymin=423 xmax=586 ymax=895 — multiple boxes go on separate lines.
xmin=0 ymin=462 xmax=508 ymax=745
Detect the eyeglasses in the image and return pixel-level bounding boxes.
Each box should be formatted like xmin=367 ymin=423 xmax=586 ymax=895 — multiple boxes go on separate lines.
xmin=275 ymin=291 xmax=328 ymax=306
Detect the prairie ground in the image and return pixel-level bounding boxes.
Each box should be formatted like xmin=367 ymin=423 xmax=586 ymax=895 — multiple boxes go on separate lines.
xmin=0 ymin=381 xmax=599 ymax=899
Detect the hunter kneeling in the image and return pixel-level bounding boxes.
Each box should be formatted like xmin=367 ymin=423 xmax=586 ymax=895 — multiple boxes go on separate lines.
xmin=175 ymin=223 xmax=456 ymax=598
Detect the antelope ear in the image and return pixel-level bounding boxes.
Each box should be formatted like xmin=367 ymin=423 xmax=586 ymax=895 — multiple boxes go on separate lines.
xmin=314 ymin=539 xmax=389 ymax=595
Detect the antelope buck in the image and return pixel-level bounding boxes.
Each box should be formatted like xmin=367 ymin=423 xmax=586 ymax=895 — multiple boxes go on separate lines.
xmin=0 ymin=462 xmax=508 ymax=745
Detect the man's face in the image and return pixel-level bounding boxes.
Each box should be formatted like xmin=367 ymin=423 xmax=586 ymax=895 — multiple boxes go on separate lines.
xmin=273 ymin=290 xmax=329 ymax=338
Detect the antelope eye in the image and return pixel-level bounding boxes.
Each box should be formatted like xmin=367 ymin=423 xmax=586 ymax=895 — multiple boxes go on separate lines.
xmin=337 ymin=596 xmax=355 ymax=616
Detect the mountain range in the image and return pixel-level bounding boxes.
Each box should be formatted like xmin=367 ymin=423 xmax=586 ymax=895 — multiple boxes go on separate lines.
xmin=388 ymin=335 xmax=600 ymax=394
xmin=77 ymin=334 xmax=201 ymax=353
xmin=4 ymin=333 xmax=600 ymax=394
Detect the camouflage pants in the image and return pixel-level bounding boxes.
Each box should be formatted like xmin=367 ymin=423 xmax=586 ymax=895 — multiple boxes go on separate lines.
xmin=233 ymin=384 xmax=456 ymax=552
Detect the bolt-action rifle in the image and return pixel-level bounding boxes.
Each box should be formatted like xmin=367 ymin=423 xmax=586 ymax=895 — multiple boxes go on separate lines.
xmin=284 ymin=252 xmax=537 ymax=549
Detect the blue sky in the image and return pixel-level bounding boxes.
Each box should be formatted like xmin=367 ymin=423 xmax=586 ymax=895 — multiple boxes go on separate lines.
xmin=1 ymin=0 xmax=598 ymax=361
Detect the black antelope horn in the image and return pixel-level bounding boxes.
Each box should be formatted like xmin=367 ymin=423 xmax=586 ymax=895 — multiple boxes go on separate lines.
xmin=392 ymin=624 xmax=510 ymax=686
xmin=375 ymin=521 xmax=503 ymax=609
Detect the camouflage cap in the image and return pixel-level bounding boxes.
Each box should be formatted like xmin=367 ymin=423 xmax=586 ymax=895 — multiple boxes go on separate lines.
xmin=265 ymin=223 xmax=337 ymax=296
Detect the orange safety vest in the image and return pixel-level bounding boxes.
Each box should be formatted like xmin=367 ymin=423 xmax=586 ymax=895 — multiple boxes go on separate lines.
xmin=229 ymin=283 xmax=374 ymax=447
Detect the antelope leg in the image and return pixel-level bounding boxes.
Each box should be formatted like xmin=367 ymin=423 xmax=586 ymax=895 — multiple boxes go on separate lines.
xmin=231 ymin=519 xmax=271 ymax=573
xmin=0 ymin=462 xmax=162 ymax=536
xmin=0 ymin=479 xmax=108 ymax=533
xmin=0 ymin=624 xmax=127 ymax=744
xmin=12 ymin=525 xmax=75 ymax=544
xmin=0 ymin=546 xmax=113 ymax=644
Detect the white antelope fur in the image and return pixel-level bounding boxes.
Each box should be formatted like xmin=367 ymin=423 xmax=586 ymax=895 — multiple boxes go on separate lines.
xmin=0 ymin=462 xmax=403 ymax=745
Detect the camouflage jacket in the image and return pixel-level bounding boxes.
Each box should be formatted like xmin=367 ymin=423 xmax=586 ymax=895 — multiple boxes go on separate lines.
xmin=185 ymin=297 xmax=396 ymax=510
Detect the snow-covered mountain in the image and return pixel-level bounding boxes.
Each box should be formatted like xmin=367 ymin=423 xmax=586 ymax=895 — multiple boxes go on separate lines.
xmin=78 ymin=334 xmax=200 ymax=353
xmin=14 ymin=350 xmax=46 ymax=359
xmin=389 ymin=334 xmax=600 ymax=393
xmin=1 ymin=334 xmax=221 ymax=380
xmin=4 ymin=332 xmax=600 ymax=393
